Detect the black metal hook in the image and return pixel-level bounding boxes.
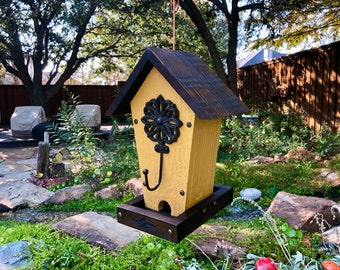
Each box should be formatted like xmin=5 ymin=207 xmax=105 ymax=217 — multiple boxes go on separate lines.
xmin=143 ymin=152 xmax=164 ymax=191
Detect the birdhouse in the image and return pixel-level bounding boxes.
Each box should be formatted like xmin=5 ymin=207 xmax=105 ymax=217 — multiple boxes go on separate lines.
xmin=106 ymin=48 xmax=248 ymax=242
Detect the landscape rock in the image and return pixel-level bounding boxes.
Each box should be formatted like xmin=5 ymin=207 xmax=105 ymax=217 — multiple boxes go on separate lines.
xmin=94 ymin=185 xmax=122 ymax=200
xmin=320 ymin=168 xmax=332 ymax=177
xmin=194 ymin=225 xmax=246 ymax=260
xmin=126 ymin=178 xmax=143 ymax=197
xmin=247 ymin=156 xmax=274 ymax=164
xmin=240 ymin=188 xmax=262 ymax=200
xmin=322 ymin=226 xmax=340 ymax=246
xmin=51 ymin=211 xmax=142 ymax=250
xmin=46 ymin=184 xmax=91 ymax=204
xmin=326 ymin=172 xmax=339 ymax=182
xmin=0 ymin=241 xmax=32 ymax=269
xmin=267 ymin=191 xmax=340 ymax=232
xmin=273 ymin=153 xmax=284 ymax=162
xmin=285 ymin=147 xmax=313 ymax=161
xmin=0 ymin=181 xmax=54 ymax=212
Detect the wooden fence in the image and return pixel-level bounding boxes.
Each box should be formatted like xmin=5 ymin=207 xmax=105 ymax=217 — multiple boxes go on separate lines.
xmin=0 ymin=85 xmax=120 ymax=125
xmin=1 ymin=42 xmax=339 ymax=131
xmin=238 ymin=41 xmax=340 ymax=131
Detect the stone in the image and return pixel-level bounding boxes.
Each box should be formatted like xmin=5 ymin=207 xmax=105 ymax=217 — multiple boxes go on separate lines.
xmin=267 ymin=191 xmax=340 ymax=232
xmin=126 ymin=178 xmax=143 ymax=197
xmin=285 ymin=147 xmax=313 ymax=161
xmin=51 ymin=211 xmax=142 ymax=250
xmin=94 ymin=185 xmax=122 ymax=200
xmin=0 ymin=241 xmax=32 ymax=269
xmin=240 ymin=188 xmax=262 ymax=200
xmin=322 ymin=226 xmax=340 ymax=246
xmin=193 ymin=225 xmax=246 ymax=261
xmin=314 ymin=155 xmax=323 ymax=162
xmin=321 ymin=168 xmax=332 ymax=177
xmin=16 ymin=158 xmax=37 ymax=166
xmin=46 ymin=184 xmax=91 ymax=204
xmin=0 ymin=181 xmax=54 ymax=212
xmin=273 ymin=153 xmax=284 ymax=162
xmin=248 ymin=156 xmax=274 ymax=164
xmin=327 ymin=172 xmax=339 ymax=182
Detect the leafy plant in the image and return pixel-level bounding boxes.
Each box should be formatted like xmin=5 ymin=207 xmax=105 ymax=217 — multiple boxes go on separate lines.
xmin=218 ymin=108 xmax=317 ymax=163
xmin=48 ymin=91 xmax=138 ymax=189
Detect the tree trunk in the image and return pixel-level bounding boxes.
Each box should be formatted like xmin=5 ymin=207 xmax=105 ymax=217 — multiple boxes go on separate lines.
xmin=180 ymin=0 xmax=228 ymax=85
xmin=227 ymin=19 xmax=239 ymax=95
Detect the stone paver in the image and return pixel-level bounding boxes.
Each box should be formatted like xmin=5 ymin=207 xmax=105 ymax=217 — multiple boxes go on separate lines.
xmin=0 ymin=147 xmax=37 ymax=181
xmin=51 ymin=211 xmax=143 ymax=250
xmin=0 ymin=180 xmax=54 ymax=210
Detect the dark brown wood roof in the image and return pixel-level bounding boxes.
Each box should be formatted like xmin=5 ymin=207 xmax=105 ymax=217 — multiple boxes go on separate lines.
xmin=106 ymin=47 xmax=248 ymax=119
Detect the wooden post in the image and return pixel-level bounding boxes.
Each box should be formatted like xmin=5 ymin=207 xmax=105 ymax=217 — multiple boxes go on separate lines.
xmin=36 ymin=132 xmax=50 ymax=177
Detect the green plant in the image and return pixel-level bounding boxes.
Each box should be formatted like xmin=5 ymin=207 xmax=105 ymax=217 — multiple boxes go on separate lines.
xmin=48 ymin=91 xmax=138 ymax=189
xmin=218 ymin=108 xmax=315 ymax=163
xmin=314 ymin=126 xmax=340 ymax=158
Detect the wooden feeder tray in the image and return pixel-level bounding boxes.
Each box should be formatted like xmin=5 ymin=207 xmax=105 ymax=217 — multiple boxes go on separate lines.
xmin=117 ymin=184 xmax=233 ymax=243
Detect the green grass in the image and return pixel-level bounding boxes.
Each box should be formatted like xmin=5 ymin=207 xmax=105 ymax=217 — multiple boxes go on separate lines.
xmin=0 ymin=220 xmax=202 ymax=269
xmin=38 ymin=191 xmax=134 ymax=216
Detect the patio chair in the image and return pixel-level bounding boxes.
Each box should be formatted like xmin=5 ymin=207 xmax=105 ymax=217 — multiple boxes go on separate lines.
xmin=75 ymin=104 xmax=101 ymax=130
xmin=10 ymin=106 xmax=46 ymax=138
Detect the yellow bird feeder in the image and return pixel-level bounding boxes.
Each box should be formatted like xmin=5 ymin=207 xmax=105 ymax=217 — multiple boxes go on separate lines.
xmin=106 ymin=48 xmax=248 ymax=242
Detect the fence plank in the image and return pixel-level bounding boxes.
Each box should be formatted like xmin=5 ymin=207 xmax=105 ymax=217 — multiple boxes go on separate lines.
xmin=238 ymin=41 xmax=340 ymax=131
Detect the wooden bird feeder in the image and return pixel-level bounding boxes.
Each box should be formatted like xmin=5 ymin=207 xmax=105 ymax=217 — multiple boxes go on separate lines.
xmin=106 ymin=48 xmax=248 ymax=242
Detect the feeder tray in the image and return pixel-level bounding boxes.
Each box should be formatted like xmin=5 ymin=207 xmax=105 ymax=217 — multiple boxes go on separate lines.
xmin=117 ymin=184 xmax=233 ymax=243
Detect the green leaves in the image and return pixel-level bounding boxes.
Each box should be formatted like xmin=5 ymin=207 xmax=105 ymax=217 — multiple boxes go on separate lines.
xmin=280 ymin=222 xmax=304 ymax=248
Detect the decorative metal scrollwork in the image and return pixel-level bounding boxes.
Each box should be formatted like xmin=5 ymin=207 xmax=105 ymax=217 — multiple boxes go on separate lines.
xmin=141 ymin=95 xmax=182 ymax=191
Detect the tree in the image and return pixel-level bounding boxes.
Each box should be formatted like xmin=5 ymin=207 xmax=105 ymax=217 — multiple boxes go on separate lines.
xmin=179 ymin=0 xmax=339 ymax=94
xmin=179 ymin=0 xmax=266 ymax=94
xmin=250 ymin=0 xmax=340 ymax=49
xmin=0 ymin=0 xmax=132 ymax=109
xmin=91 ymin=0 xmax=226 ymax=80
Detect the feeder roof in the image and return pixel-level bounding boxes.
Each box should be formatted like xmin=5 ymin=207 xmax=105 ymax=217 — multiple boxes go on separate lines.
xmin=106 ymin=47 xmax=248 ymax=119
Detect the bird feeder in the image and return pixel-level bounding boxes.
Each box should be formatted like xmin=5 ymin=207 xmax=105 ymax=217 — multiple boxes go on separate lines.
xmin=106 ymin=48 xmax=248 ymax=242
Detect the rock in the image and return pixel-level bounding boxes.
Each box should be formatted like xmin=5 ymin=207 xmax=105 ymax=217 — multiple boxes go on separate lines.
xmin=126 ymin=178 xmax=143 ymax=197
xmin=267 ymin=191 xmax=340 ymax=232
xmin=327 ymin=172 xmax=339 ymax=182
xmin=0 ymin=241 xmax=32 ymax=269
xmin=94 ymin=185 xmax=122 ymax=200
xmin=193 ymin=225 xmax=246 ymax=260
xmin=240 ymin=188 xmax=262 ymax=200
xmin=285 ymin=147 xmax=313 ymax=161
xmin=273 ymin=153 xmax=284 ymax=162
xmin=322 ymin=226 xmax=340 ymax=246
xmin=248 ymin=156 xmax=274 ymax=164
xmin=314 ymin=155 xmax=322 ymax=162
xmin=0 ymin=181 xmax=54 ymax=212
xmin=321 ymin=168 xmax=332 ymax=177
xmin=51 ymin=211 xmax=142 ymax=250
xmin=46 ymin=184 xmax=91 ymax=204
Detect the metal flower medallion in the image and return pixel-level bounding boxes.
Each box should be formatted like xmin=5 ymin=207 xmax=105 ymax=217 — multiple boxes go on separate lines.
xmin=141 ymin=95 xmax=182 ymax=191
xmin=141 ymin=95 xmax=183 ymax=154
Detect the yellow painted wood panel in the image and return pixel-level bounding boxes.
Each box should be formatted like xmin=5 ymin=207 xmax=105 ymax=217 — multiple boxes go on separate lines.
xmin=131 ymin=67 xmax=220 ymax=216
xmin=185 ymin=116 xmax=221 ymax=209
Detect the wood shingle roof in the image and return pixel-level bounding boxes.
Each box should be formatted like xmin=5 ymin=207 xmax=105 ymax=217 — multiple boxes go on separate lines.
xmin=106 ymin=48 xmax=248 ymax=119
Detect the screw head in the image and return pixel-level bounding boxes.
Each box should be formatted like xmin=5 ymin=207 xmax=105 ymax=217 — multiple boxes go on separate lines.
xmin=186 ymin=122 xmax=192 ymax=127
xmin=180 ymin=190 xmax=185 ymax=196
xmin=134 ymin=119 xmax=138 ymax=124
xmin=168 ymin=229 xmax=173 ymax=235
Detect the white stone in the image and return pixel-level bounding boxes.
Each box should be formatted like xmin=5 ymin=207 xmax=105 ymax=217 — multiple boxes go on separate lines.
xmin=327 ymin=172 xmax=339 ymax=181
xmin=240 ymin=188 xmax=262 ymax=200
